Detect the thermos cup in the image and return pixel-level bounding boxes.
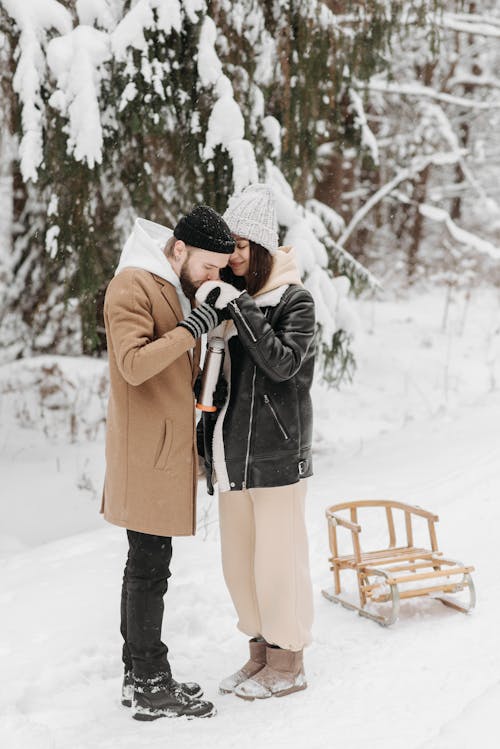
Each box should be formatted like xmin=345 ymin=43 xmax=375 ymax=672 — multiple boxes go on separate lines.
xmin=196 ymin=337 xmax=225 ymax=412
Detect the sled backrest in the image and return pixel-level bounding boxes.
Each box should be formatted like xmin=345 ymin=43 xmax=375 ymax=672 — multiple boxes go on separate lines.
xmin=325 ymin=499 xmax=440 ymax=563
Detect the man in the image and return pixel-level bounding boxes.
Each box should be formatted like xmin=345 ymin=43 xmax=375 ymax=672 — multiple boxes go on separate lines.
xmin=101 ymin=206 xmax=234 ymax=720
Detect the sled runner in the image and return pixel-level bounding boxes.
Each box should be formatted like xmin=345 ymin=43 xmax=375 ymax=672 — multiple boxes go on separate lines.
xmin=322 ymin=499 xmax=475 ymax=626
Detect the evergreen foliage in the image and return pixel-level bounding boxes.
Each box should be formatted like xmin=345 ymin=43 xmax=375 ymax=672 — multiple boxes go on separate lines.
xmin=0 ymin=0 xmax=459 ymax=384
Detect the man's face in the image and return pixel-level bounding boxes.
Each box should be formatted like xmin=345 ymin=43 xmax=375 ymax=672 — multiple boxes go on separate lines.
xmin=179 ymin=247 xmax=230 ymax=300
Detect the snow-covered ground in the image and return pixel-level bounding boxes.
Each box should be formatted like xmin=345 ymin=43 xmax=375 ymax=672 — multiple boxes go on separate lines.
xmin=1 ymin=286 xmax=499 ymax=749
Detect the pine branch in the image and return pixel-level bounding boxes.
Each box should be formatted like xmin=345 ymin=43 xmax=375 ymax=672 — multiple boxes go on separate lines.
xmin=304 ymin=198 xmax=379 ymax=291
xmin=322 ymin=234 xmax=381 ymax=292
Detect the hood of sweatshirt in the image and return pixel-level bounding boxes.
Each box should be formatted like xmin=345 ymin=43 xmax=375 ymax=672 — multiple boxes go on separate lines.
xmin=115 ymin=218 xmax=191 ymax=317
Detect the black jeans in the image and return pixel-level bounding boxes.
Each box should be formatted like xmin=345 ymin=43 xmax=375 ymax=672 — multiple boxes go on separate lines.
xmin=120 ymin=530 xmax=173 ymax=680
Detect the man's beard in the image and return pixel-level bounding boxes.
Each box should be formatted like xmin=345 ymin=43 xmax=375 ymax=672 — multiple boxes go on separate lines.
xmin=179 ymin=260 xmax=199 ymax=301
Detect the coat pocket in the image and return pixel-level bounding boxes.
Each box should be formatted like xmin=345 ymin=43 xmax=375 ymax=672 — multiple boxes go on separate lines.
xmin=263 ymin=394 xmax=289 ymax=441
xmin=154 ymin=418 xmax=173 ymax=471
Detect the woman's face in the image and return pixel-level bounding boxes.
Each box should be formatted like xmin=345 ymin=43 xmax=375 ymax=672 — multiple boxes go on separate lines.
xmin=228 ymin=236 xmax=250 ymax=277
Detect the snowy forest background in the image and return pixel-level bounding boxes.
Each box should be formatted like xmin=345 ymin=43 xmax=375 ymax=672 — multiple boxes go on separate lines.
xmin=1 ymin=3 xmax=500 ymax=748
xmin=1 ymin=0 xmax=500 ymax=372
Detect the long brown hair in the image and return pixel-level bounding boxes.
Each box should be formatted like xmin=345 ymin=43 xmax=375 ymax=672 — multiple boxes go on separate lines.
xmin=221 ymin=241 xmax=273 ymax=296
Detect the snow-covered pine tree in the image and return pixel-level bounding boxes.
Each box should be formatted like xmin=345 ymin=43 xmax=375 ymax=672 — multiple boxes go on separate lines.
xmin=0 ymin=5 xmax=83 ymax=360
xmin=0 ymin=0 xmax=464 ymax=384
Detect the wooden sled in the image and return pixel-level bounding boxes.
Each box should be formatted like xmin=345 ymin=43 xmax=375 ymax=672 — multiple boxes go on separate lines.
xmin=322 ymin=499 xmax=476 ymax=626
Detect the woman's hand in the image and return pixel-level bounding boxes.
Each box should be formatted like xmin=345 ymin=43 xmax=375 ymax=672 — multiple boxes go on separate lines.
xmin=196 ymin=280 xmax=243 ymax=309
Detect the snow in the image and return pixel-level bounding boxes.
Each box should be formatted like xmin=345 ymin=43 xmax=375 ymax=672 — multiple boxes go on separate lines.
xmin=154 ymin=0 xmax=183 ymax=36
xmin=196 ymin=15 xmax=222 ymax=87
xmin=182 ymin=0 xmax=206 ymax=25
xmin=5 ymin=0 xmax=123 ymax=173
xmin=47 ymin=26 xmax=111 ymax=168
xmin=198 ymin=18 xmax=259 ymax=191
xmin=2 ymin=0 xmax=72 ymax=182
xmin=204 ymin=80 xmax=245 ymax=153
xmin=111 ymin=1 xmax=154 ymax=59
xmin=4 ymin=0 xmax=210 ymax=174
xmin=418 ymin=203 xmax=500 ymax=260
xmin=439 ymin=12 xmax=500 ymax=38
xmin=225 ymin=140 xmax=259 ymax=194
xmin=349 ymin=89 xmax=379 ymax=164
xmin=111 ymin=0 xmax=189 ymax=59
xmin=254 ymin=32 xmax=276 ymax=86
xmin=337 ymin=150 xmax=463 ymax=250
xmin=306 ymin=199 xmax=345 ymax=238
xmin=45 ymin=225 xmax=60 ymax=258
xmin=262 ymin=116 xmax=282 ymax=158
xmin=1 ymin=286 xmax=499 ymax=748
xmin=283 ymin=218 xmax=329 ymax=275
xmin=75 ymin=0 xmax=117 ymax=30
xmin=0 ymin=130 xmax=14 ymax=266
xmin=366 ymin=79 xmax=499 ymax=110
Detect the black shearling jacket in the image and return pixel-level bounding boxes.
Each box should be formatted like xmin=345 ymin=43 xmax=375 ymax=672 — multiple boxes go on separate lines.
xmin=200 ymin=282 xmax=316 ymax=493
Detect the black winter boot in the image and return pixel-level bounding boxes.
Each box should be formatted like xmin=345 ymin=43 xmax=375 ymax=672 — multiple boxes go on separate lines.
xmin=132 ymin=674 xmax=216 ymax=720
xmin=121 ymin=671 xmax=203 ymax=707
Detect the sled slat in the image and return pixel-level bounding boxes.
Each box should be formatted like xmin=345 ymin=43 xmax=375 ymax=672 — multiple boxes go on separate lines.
xmin=362 ymin=565 xmax=474 ymax=590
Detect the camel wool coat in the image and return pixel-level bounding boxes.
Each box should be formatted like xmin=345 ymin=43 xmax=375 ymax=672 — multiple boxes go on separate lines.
xmin=101 ymin=268 xmax=200 ymax=536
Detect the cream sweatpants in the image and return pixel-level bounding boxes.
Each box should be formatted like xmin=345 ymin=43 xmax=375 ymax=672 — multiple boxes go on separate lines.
xmin=218 ymin=480 xmax=314 ymax=652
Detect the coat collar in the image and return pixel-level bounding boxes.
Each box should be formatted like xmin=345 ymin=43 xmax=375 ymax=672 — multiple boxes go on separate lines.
xmin=152 ymin=273 xmax=184 ymax=323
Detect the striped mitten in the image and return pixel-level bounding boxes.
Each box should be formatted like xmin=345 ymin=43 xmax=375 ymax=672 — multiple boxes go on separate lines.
xmin=177 ymin=302 xmax=220 ymax=339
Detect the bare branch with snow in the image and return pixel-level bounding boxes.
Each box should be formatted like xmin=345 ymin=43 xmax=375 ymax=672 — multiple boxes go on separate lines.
xmin=337 ymin=151 xmax=462 ymax=248
xmin=437 ymin=12 xmax=500 ymax=38
xmin=418 ymin=202 xmax=500 ymax=260
xmin=365 ymin=80 xmax=500 ymax=110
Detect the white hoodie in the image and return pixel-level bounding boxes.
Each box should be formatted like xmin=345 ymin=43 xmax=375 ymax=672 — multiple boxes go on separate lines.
xmin=115 ymin=217 xmax=191 ymax=318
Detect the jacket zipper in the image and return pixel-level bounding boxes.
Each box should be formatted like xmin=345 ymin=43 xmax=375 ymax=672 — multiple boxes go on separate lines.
xmin=243 ymin=366 xmax=257 ymax=489
xmin=263 ymin=394 xmax=289 ymax=440
xmin=229 ymin=300 xmax=257 ymax=342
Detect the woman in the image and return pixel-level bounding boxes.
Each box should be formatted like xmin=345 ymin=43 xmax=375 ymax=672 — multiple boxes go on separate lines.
xmin=195 ymin=184 xmax=316 ymax=700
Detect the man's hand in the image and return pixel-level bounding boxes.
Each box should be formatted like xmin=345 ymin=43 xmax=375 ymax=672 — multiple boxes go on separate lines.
xmin=177 ymin=297 xmax=220 ymax=339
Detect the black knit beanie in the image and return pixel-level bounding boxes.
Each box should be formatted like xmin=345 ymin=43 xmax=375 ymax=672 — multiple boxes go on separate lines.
xmin=173 ymin=205 xmax=235 ymax=254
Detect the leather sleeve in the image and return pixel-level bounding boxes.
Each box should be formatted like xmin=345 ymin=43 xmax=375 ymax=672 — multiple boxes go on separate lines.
xmin=104 ymin=270 xmax=195 ymax=386
xmin=227 ymin=286 xmax=316 ymax=382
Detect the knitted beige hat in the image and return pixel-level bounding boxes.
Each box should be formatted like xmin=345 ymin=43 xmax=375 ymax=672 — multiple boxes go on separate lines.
xmin=223 ymin=184 xmax=279 ymax=254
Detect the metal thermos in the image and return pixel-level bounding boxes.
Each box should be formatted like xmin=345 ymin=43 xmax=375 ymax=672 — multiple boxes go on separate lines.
xmin=196 ymin=337 xmax=224 ymax=412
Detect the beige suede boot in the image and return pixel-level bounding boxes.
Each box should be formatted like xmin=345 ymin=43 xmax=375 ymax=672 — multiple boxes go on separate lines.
xmin=219 ymin=638 xmax=267 ymax=695
xmin=234 ymin=646 xmax=307 ymax=700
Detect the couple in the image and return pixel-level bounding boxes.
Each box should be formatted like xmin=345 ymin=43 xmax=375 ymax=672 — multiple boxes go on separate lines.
xmin=101 ymin=185 xmax=316 ymax=720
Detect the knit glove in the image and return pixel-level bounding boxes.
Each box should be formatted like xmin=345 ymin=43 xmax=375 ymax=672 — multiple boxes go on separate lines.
xmin=177 ymin=289 xmax=223 ymax=339
xmin=195 ymin=281 xmax=243 ymax=309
